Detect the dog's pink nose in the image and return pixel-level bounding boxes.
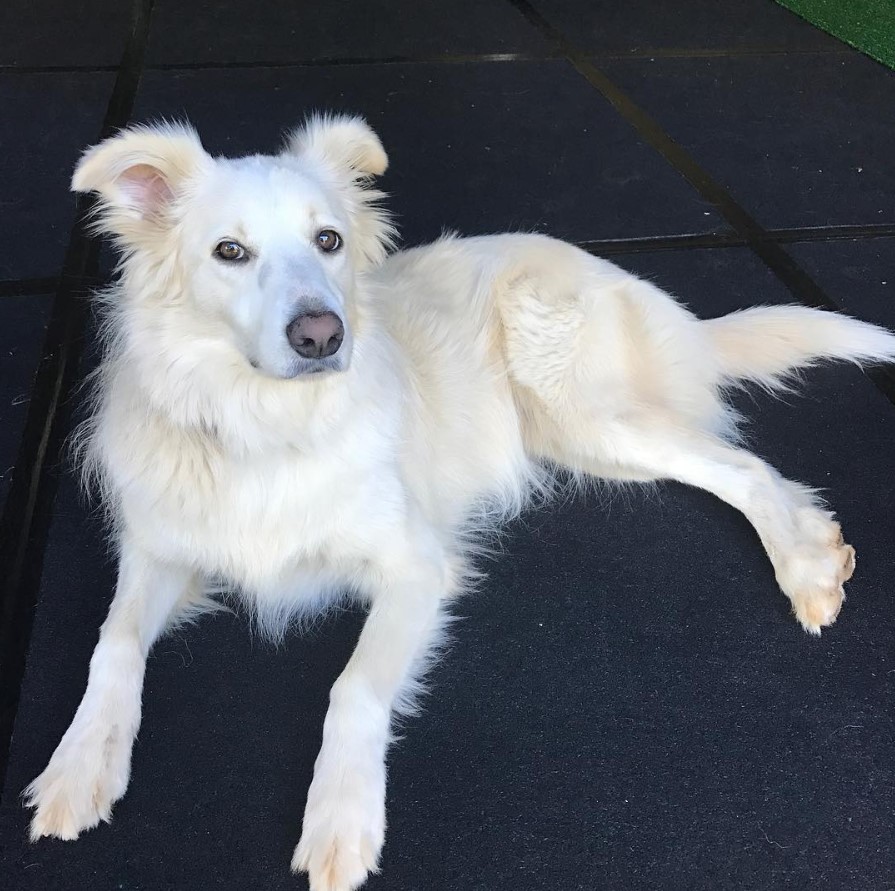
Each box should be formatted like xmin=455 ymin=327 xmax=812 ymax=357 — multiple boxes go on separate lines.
xmin=286 ymin=312 xmax=344 ymax=359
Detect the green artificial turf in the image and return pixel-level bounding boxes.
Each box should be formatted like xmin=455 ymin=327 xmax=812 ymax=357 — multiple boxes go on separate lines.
xmin=777 ymin=0 xmax=895 ymax=69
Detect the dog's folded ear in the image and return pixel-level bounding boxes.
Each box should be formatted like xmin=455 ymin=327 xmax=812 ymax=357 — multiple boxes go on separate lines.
xmin=72 ymin=122 xmax=211 ymax=235
xmin=283 ymin=114 xmax=388 ymax=180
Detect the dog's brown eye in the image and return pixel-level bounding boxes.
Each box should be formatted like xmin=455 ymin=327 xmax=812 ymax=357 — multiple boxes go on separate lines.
xmin=214 ymin=240 xmax=247 ymax=262
xmin=316 ymin=229 xmax=342 ymax=254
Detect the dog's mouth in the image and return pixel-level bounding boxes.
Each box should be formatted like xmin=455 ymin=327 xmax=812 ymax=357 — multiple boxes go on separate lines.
xmin=283 ymin=353 xmax=349 ymax=380
xmin=248 ymin=347 xmax=351 ymax=380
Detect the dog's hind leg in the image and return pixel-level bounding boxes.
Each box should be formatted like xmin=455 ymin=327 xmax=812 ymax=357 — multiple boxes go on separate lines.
xmin=24 ymin=533 xmax=197 ymax=840
xmin=499 ymin=250 xmax=861 ymax=633
xmin=537 ymin=412 xmax=855 ymax=635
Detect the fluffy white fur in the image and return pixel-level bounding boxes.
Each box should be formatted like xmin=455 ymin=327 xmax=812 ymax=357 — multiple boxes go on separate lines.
xmin=25 ymin=115 xmax=895 ymax=891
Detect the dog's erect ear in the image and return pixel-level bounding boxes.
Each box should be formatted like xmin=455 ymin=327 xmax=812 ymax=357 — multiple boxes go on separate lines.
xmin=72 ymin=123 xmax=210 ymax=227
xmin=283 ymin=114 xmax=388 ymax=179
xmin=283 ymin=114 xmax=395 ymax=266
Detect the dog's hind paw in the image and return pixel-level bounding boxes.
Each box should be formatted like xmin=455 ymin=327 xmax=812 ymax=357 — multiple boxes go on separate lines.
xmin=778 ymin=518 xmax=856 ymax=635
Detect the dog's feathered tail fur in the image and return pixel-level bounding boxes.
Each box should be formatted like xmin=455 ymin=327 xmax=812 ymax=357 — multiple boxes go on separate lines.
xmin=705 ymin=304 xmax=895 ymax=390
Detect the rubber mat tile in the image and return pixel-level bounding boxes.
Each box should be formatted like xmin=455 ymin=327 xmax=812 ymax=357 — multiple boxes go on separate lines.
xmin=0 ymin=294 xmax=52 ymax=510
xmin=788 ymin=237 xmax=895 ymax=331
xmin=0 ymin=0 xmax=131 ymax=68
xmin=527 ymin=0 xmax=842 ymax=54
xmin=0 ymin=73 xmax=115 ymax=280
xmin=2 ymin=250 xmax=893 ymax=890
xmin=133 ymin=61 xmax=727 ymax=246
xmin=146 ymin=0 xmax=551 ymax=65
xmin=603 ymin=52 xmax=895 ymax=230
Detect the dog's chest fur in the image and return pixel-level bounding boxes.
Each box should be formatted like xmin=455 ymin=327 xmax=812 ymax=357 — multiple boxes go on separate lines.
xmin=109 ymin=395 xmax=407 ymax=606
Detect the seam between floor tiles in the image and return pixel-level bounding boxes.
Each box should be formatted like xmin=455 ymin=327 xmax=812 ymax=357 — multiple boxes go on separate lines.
xmin=0 ymin=45 xmax=855 ymax=76
xmin=504 ymin=0 xmax=895 ymax=407
xmin=583 ymin=223 xmax=895 ymax=255
xmin=3 ymin=224 xmax=895 ymax=303
xmin=0 ymin=0 xmax=156 ymax=801
xmin=0 ymin=53 xmax=554 ymax=75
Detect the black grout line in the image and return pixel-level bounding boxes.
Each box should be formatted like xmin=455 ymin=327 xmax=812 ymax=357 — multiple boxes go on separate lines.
xmin=0 ymin=44 xmax=854 ymax=77
xmin=595 ymin=46 xmax=853 ymax=60
xmin=581 ymin=223 xmax=895 ymax=256
xmin=505 ymin=0 xmax=895 ymax=407
xmin=2 ymin=223 xmax=893 ymax=307
xmin=0 ymin=0 xmax=156 ymax=801
xmin=3 ymin=52 xmax=554 ymax=76
xmin=581 ymin=233 xmax=744 ymax=255
xmin=146 ymin=51 xmax=559 ymax=71
xmin=772 ymin=223 xmax=895 ymax=244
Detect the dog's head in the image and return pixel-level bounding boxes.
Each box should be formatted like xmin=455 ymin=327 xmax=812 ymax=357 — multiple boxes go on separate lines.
xmin=72 ymin=115 xmax=394 ymax=379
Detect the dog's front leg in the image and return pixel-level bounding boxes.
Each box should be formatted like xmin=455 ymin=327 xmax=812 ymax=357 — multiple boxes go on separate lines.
xmin=25 ymin=532 xmax=195 ymax=841
xmin=293 ymin=525 xmax=452 ymax=891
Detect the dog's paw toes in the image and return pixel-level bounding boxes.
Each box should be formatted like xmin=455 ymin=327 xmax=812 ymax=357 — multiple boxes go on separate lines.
xmin=292 ymin=766 xmax=386 ymax=891
xmin=781 ymin=528 xmax=855 ymax=635
xmin=24 ymin=732 xmax=131 ymax=842
xmin=291 ymin=827 xmax=381 ymax=891
xmin=24 ymin=769 xmax=111 ymax=842
xmin=840 ymin=542 xmax=857 ymax=581
xmin=791 ymin=582 xmax=845 ymax=635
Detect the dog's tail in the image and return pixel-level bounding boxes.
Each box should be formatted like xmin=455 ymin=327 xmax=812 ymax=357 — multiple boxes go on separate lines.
xmin=704 ymin=305 xmax=895 ymax=389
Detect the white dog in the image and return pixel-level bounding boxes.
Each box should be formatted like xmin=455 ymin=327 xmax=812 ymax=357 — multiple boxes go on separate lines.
xmin=24 ymin=115 xmax=895 ymax=891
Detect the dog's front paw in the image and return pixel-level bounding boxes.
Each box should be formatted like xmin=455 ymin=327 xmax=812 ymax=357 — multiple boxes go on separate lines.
xmin=24 ymin=723 xmax=132 ymax=842
xmin=778 ymin=516 xmax=856 ymax=635
xmin=291 ymin=762 xmax=386 ymax=891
